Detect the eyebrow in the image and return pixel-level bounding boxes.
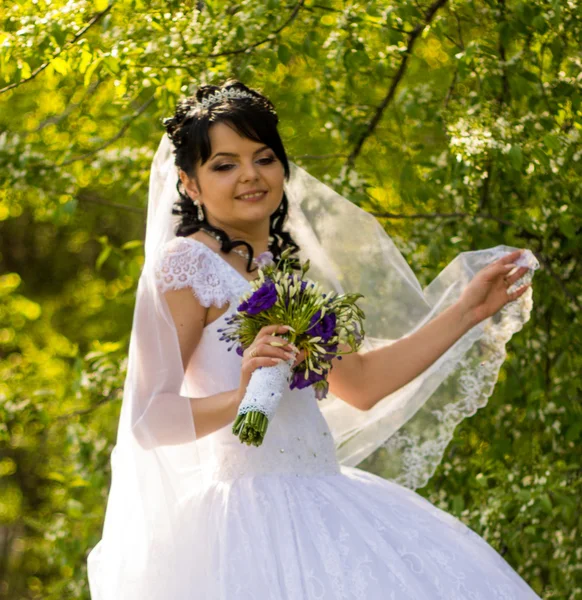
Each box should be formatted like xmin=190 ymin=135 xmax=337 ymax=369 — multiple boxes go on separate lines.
xmin=209 ymin=145 xmax=271 ymax=160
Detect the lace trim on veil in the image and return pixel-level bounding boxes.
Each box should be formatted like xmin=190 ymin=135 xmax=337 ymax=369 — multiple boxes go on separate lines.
xmin=369 ymin=283 xmax=534 ymax=490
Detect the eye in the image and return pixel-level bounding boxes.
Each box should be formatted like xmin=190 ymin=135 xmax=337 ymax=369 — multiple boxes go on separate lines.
xmin=212 ymin=156 xmax=276 ymax=171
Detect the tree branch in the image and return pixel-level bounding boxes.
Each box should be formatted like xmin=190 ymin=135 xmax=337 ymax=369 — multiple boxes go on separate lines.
xmin=372 ymin=207 xmax=579 ymax=312
xmin=76 ymin=192 xmax=145 ymax=215
xmin=537 ymin=41 xmax=554 ymax=114
xmin=345 ymin=0 xmax=449 ymax=168
xmin=0 ymin=4 xmax=114 ymax=95
xmin=54 ymin=393 xmax=116 ymax=422
xmin=308 ymin=3 xmax=411 ymax=33
xmin=443 ymin=65 xmax=458 ymax=110
xmin=533 ymin=250 xmax=580 ymax=311
xmin=477 ymin=0 xmax=510 ymax=214
xmin=58 ymin=95 xmax=155 ymax=166
xmin=369 ymin=209 xmax=514 ymax=226
xmin=201 ymin=0 xmax=305 ymax=58
xmin=290 ymin=152 xmax=349 ymax=160
xmin=32 ymin=79 xmax=103 ymax=132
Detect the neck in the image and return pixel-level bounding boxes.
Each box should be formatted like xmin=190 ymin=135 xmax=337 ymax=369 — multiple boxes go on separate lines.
xmin=201 ymin=217 xmax=270 ymax=257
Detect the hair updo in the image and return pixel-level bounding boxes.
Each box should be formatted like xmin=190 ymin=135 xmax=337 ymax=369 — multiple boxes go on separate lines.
xmin=162 ymin=79 xmax=300 ymax=273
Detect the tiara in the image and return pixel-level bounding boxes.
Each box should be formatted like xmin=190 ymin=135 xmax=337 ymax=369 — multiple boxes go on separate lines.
xmin=196 ymin=88 xmax=254 ymax=111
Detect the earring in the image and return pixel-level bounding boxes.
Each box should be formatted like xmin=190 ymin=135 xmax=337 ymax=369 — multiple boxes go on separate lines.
xmin=193 ymin=198 xmax=204 ymax=221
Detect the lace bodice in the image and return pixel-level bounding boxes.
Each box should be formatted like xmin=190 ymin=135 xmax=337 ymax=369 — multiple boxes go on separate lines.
xmin=154 ymin=236 xmax=250 ymax=308
xmin=154 ymin=236 xmax=340 ymax=481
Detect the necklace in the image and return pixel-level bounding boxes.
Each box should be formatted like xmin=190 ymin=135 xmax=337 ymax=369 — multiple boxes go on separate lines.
xmin=200 ymin=228 xmax=268 ymax=267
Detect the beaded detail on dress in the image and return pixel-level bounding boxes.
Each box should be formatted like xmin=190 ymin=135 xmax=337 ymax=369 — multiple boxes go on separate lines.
xmin=207 ymin=382 xmax=342 ymax=482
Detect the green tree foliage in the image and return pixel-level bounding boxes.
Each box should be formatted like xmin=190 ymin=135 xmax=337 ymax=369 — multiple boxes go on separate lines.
xmin=0 ymin=0 xmax=580 ymax=598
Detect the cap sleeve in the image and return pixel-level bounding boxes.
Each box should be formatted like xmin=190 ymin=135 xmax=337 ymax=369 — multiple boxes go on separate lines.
xmin=154 ymin=237 xmax=230 ymax=308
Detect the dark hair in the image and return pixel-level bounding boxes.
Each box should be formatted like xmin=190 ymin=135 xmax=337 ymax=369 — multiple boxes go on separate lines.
xmin=162 ymin=79 xmax=300 ymax=273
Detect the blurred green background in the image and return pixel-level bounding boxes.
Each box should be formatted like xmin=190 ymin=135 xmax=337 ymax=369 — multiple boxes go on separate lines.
xmin=0 ymin=0 xmax=580 ymax=598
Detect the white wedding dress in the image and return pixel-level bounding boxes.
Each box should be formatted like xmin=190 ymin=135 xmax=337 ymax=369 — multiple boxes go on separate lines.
xmin=153 ymin=236 xmax=540 ymax=600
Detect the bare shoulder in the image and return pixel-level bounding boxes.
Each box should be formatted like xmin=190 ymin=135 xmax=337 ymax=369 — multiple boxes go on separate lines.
xmin=163 ymin=280 xmax=207 ymax=370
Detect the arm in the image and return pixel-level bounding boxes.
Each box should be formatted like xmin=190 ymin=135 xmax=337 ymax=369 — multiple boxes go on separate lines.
xmin=328 ymin=249 xmax=531 ymax=411
xmin=328 ymin=301 xmax=474 ymax=411
xmin=164 ymin=287 xmax=242 ymax=438
xmin=361 ymin=302 xmax=475 ymax=410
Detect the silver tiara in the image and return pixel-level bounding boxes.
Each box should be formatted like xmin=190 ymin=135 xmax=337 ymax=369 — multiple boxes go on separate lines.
xmin=196 ymin=88 xmax=254 ymax=111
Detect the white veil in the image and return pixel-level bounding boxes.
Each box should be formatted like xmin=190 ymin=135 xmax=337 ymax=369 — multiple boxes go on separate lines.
xmin=284 ymin=166 xmax=538 ymax=488
xmin=87 ymin=132 xmax=538 ymax=599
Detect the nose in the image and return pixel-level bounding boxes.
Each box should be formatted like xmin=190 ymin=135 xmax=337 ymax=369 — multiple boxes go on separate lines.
xmin=239 ymin=159 xmax=261 ymax=182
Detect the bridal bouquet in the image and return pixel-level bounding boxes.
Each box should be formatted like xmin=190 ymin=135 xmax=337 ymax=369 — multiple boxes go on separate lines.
xmin=219 ymin=247 xmax=365 ymax=446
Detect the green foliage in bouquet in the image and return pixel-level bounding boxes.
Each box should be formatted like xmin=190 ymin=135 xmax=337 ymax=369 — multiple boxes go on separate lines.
xmin=219 ymin=247 xmax=365 ymax=443
xmin=220 ymin=247 xmax=366 ymax=398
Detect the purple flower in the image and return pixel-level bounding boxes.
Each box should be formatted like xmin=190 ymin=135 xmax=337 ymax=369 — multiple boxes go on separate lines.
xmin=256 ymin=251 xmax=275 ymax=268
xmin=307 ymin=310 xmax=337 ymax=342
xmin=238 ymin=279 xmax=278 ymax=315
xmin=321 ymin=343 xmax=338 ymax=362
xmin=235 ymin=345 xmax=244 ymax=357
xmin=289 ymin=367 xmax=328 ymax=390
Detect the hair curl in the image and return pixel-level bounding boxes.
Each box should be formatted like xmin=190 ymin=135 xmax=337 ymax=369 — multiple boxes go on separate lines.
xmin=162 ymin=79 xmax=300 ymax=273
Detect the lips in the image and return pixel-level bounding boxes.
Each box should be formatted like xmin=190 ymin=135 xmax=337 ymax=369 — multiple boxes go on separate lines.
xmin=236 ymin=190 xmax=268 ymax=201
xmin=236 ymin=189 xmax=267 ymax=199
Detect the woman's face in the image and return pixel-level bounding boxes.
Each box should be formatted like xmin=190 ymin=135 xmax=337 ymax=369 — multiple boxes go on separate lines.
xmin=179 ymin=121 xmax=285 ymax=234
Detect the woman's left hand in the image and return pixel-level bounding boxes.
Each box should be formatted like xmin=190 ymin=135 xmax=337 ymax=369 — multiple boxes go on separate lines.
xmin=458 ymin=249 xmax=532 ymax=327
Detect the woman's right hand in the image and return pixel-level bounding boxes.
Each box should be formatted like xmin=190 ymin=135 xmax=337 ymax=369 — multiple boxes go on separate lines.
xmin=236 ymin=324 xmax=298 ymax=404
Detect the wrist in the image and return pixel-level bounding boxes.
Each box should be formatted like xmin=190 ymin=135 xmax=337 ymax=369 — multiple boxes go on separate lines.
xmin=232 ymin=386 xmax=244 ymax=409
xmin=453 ymin=300 xmax=479 ymax=332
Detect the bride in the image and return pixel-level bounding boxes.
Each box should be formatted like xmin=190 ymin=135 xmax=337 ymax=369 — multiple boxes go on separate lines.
xmin=87 ymin=79 xmax=541 ymax=599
